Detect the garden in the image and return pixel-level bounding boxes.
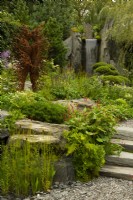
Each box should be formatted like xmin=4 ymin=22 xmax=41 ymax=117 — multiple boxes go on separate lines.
xmin=0 ymin=0 xmax=133 ymax=198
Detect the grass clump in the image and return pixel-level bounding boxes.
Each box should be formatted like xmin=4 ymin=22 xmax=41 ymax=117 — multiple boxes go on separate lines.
xmin=0 ymin=139 xmax=56 ymax=197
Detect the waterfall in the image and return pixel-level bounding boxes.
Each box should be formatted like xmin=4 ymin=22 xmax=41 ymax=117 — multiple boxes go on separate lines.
xmin=85 ymin=39 xmax=98 ymax=73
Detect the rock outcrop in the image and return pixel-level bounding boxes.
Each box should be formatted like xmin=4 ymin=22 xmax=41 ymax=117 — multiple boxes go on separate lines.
xmin=64 ymin=32 xmax=82 ymax=72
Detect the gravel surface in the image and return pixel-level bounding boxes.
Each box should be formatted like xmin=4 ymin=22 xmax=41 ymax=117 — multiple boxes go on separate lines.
xmin=1 ymin=177 xmax=133 ymax=200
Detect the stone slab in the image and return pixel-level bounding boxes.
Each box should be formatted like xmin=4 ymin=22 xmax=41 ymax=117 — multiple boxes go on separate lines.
xmin=15 ymin=119 xmax=69 ymax=138
xmin=54 ymin=98 xmax=95 ymax=112
xmin=0 ymin=110 xmax=9 ymax=120
xmin=100 ymin=165 xmax=133 ymax=181
xmin=114 ymin=126 xmax=133 ymax=141
xmin=10 ymin=134 xmax=59 ymax=144
xmin=111 ymin=139 xmax=133 ymax=151
xmin=106 ymin=151 xmax=133 ymax=167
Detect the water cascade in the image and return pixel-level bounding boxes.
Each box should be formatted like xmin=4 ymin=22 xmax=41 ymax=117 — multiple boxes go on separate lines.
xmin=85 ymin=39 xmax=98 ymax=73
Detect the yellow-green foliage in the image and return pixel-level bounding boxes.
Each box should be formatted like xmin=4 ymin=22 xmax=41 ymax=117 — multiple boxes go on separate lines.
xmin=92 ymin=62 xmax=107 ymax=71
xmin=94 ymin=65 xmax=119 ymax=75
xmin=0 ymin=139 xmax=56 ymax=196
xmin=64 ymin=105 xmax=117 ymax=181
xmin=93 ymin=62 xmax=129 ymax=85
xmin=101 ymin=75 xmax=129 ymax=85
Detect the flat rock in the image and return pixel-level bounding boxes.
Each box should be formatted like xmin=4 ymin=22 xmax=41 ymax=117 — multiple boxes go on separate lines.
xmin=15 ymin=119 xmax=69 ymax=138
xmin=111 ymin=138 xmax=133 ymax=151
xmin=9 ymin=134 xmax=59 ymax=144
xmin=55 ymin=98 xmax=95 ymax=112
xmin=0 ymin=110 xmax=9 ymax=119
xmin=106 ymin=151 xmax=133 ymax=167
xmin=100 ymin=165 xmax=133 ymax=181
xmin=114 ymin=126 xmax=133 ymax=141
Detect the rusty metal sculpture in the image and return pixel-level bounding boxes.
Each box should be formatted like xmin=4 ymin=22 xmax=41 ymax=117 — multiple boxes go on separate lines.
xmin=14 ymin=25 xmax=48 ymax=91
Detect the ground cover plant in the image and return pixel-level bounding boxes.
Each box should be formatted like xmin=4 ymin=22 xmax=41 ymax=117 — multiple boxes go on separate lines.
xmin=0 ymin=91 xmax=68 ymax=125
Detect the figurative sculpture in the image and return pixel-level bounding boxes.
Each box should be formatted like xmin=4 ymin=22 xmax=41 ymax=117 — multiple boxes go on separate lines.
xmin=14 ymin=25 xmax=48 ymax=91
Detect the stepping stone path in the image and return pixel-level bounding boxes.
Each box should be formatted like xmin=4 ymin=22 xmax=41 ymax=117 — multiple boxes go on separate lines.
xmin=100 ymin=125 xmax=133 ymax=181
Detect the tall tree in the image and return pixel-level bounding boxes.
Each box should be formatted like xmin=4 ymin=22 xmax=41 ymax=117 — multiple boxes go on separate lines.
xmin=44 ymin=18 xmax=66 ymax=68
xmin=30 ymin=0 xmax=74 ymax=39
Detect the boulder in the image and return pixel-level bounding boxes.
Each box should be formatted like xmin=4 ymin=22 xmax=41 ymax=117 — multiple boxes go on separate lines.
xmin=64 ymin=32 xmax=82 ymax=71
xmin=15 ymin=119 xmax=69 ymax=138
xmin=53 ymin=157 xmax=75 ymax=183
xmin=0 ymin=129 xmax=9 ymax=145
xmin=55 ymin=98 xmax=95 ymax=112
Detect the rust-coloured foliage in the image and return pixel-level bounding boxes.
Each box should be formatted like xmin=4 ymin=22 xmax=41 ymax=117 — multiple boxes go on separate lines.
xmin=13 ymin=24 xmax=49 ymax=91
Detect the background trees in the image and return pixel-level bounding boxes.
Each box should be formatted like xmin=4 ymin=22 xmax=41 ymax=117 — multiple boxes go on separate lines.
xmin=104 ymin=0 xmax=133 ymax=70
xmin=0 ymin=0 xmax=133 ymax=70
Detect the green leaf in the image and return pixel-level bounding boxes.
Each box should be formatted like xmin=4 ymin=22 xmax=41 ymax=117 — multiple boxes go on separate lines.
xmin=66 ymin=143 xmax=78 ymax=155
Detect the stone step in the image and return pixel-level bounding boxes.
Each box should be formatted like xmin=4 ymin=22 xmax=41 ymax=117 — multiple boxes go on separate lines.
xmin=106 ymin=151 xmax=133 ymax=167
xmin=9 ymin=134 xmax=60 ymax=144
xmin=115 ymin=126 xmax=133 ymax=141
xmin=15 ymin=119 xmax=69 ymax=138
xmin=111 ymin=138 xmax=133 ymax=152
xmin=100 ymin=165 xmax=133 ymax=181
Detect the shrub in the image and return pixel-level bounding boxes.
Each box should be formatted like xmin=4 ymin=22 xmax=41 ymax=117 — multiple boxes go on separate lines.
xmin=94 ymin=65 xmax=119 ymax=75
xmin=106 ymin=64 xmax=117 ymax=71
xmin=20 ymin=100 xmax=67 ymax=124
xmin=92 ymin=62 xmax=107 ymax=71
xmin=0 ymin=10 xmax=20 ymax=52
xmin=9 ymin=0 xmax=30 ymax=24
xmin=64 ymin=105 xmax=117 ymax=181
xmin=0 ymin=68 xmax=17 ymax=94
xmin=44 ymin=17 xmax=66 ymax=68
xmin=104 ymin=102 xmax=133 ymax=121
xmin=0 ymin=60 xmax=4 ymax=74
xmin=101 ymin=75 xmax=129 ymax=85
xmin=92 ymin=62 xmax=130 ymax=86
xmin=0 ymin=91 xmax=67 ymax=124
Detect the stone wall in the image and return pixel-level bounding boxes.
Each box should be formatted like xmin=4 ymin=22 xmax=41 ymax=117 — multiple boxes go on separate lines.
xmin=100 ymin=20 xmax=120 ymax=67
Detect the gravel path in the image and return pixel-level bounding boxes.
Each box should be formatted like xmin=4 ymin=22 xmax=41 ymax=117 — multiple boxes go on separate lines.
xmin=1 ymin=177 xmax=132 ymax=200
xmin=24 ymin=177 xmax=133 ymax=200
